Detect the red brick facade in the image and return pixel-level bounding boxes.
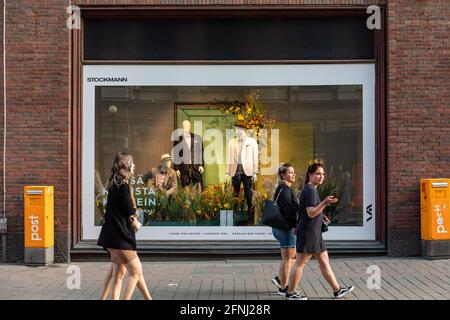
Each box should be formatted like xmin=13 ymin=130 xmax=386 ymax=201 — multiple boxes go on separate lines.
xmin=0 ymin=0 xmax=71 ymax=262
xmin=0 ymin=0 xmax=448 ymax=262
xmin=386 ymin=1 xmax=449 ymax=255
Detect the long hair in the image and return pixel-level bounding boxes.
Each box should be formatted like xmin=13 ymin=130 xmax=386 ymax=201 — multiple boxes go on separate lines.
xmin=106 ymin=152 xmax=134 ymax=190
xmin=305 ymin=162 xmax=324 ymax=187
xmin=275 ymin=163 xmax=293 ymax=188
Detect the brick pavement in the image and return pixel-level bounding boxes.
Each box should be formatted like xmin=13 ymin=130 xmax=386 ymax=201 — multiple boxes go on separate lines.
xmin=0 ymin=257 xmax=448 ymax=300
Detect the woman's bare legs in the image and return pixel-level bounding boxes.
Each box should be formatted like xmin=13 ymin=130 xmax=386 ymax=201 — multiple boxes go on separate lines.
xmin=122 ymin=256 xmax=144 ymax=300
xmin=279 ymin=248 xmax=296 ymax=288
xmin=110 ymin=263 xmax=127 ymax=300
xmin=287 ymin=253 xmax=312 ymax=294
xmin=99 ymin=264 xmax=114 ymax=300
xmin=136 ymin=273 xmax=152 ymax=300
xmin=100 ymin=262 xmax=151 ymax=300
xmin=314 ymin=251 xmax=340 ymax=292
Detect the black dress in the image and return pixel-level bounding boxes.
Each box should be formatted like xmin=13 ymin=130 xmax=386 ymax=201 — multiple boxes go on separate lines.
xmin=97 ymin=183 xmax=137 ymax=251
xmin=296 ymin=184 xmax=326 ymax=254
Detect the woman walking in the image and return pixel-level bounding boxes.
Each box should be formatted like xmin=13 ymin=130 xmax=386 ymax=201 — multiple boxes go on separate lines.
xmin=270 ymin=163 xmax=299 ymax=296
xmin=285 ymin=163 xmax=354 ymax=300
xmin=97 ymin=152 xmax=152 ymax=300
xmin=99 ymin=261 xmax=152 ymax=300
xmin=99 ymin=184 xmax=151 ymax=300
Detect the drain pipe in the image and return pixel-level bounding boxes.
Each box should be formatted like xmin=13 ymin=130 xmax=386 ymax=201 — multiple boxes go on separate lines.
xmin=1 ymin=0 xmax=7 ymax=263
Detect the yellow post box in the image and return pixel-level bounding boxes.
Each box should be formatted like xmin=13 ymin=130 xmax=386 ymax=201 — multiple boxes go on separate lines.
xmin=420 ymin=179 xmax=450 ymax=259
xmin=24 ymin=186 xmax=54 ymax=266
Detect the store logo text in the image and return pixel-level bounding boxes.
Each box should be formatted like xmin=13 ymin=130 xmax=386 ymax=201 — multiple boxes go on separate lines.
xmin=87 ymin=77 xmax=128 ymax=83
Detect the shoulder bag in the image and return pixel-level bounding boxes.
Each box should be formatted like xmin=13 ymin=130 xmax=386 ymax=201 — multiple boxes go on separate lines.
xmin=262 ymin=188 xmax=291 ymax=230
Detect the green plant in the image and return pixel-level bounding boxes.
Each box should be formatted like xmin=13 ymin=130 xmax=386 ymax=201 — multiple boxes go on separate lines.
xmin=95 ymin=189 xmax=108 ymax=217
xmin=251 ymin=190 xmax=266 ymax=225
xmin=233 ymin=186 xmax=248 ymax=213
xmin=142 ymin=181 xmax=265 ymax=224
xmin=182 ymin=186 xmax=202 ymax=220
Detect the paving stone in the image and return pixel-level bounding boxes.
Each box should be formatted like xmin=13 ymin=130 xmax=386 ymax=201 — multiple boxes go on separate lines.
xmin=0 ymin=257 xmax=449 ymax=300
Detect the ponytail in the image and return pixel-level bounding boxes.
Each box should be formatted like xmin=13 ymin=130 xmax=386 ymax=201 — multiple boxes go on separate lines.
xmin=276 ymin=162 xmax=293 ymax=187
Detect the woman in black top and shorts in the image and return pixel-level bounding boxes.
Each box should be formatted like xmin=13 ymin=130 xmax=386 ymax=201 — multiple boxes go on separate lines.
xmin=98 ymin=152 xmax=151 ymax=300
xmin=270 ymin=163 xmax=299 ymax=295
xmin=285 ymin=163 xmax=354 ymax=300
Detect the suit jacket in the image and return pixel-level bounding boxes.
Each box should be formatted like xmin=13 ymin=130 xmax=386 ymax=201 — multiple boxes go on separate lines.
xmin=172 ymin=132 xmax=204 ymax=174
xmin=226 ymin=136 xmax=259 ymax=177
xmin=143 ymin=167 xmax=178 ymax=197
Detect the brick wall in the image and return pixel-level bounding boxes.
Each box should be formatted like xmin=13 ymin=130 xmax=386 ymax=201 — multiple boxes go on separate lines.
xmin=0 ymin=1 xmax=71 ymax=263
xmin=0 ymin=0 xmax=448 ymax=261
xmin=0 ymin=3 xmax=3 ymax=261
xmin=386 ymin=0 xmax=449 ymax=256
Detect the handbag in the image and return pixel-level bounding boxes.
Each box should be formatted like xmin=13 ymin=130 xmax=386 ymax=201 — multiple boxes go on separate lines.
xmin=130 ymin=209 xmax=143 ymax=233
xmin=321 ymin=222 xmax=328 ymax=233
xmin=262 ymin=189 xmax=290 ymax=230
xmin=131 ymin=217 xmax=142 ymax=233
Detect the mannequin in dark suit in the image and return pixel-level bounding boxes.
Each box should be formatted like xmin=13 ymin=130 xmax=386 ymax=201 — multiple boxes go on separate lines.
xmin=172 ymin=120 xmax=204 ymax=190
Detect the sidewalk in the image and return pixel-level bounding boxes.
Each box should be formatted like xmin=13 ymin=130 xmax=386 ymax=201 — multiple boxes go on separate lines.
xmin=0 ymin=257 xmax=449 ymax=300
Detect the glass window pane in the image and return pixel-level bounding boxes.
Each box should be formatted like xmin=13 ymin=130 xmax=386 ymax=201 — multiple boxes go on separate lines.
xmin=94 ymin=85 xmax=363 ymax=227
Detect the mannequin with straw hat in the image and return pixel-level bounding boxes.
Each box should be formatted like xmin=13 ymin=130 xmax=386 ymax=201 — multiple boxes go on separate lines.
xmin=142 ymin=153 xmax=178 ymax=197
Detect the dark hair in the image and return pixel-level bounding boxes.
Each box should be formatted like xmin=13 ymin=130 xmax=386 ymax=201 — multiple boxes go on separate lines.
xmin=305 ymin=163 xmax=324 ymax=186
xmin=106 ymin=152 xmax=134 ymax=190
xmin=276 ymin=163 xmax=293 ymax=186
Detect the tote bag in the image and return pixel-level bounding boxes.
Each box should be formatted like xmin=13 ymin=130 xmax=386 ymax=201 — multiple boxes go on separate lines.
xmin=262 ymin=189 xmax=290 ymax=230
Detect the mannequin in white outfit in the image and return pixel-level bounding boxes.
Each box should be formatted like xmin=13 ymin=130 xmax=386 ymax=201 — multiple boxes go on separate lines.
xmin=226 ymin=122 xmax=259 ymax=225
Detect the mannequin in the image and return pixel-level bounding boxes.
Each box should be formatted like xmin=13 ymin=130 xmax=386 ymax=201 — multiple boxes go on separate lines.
xmin=226 ymin=122 xmax=259 ymax=225
xmin=142 ymin=154 xmax=178 ymax=197
xmin=173 ymin=119 xmax=204 ymax=190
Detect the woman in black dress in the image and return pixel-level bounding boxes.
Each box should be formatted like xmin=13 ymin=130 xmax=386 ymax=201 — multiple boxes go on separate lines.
xmin=98 ymin=152 xmax=151 ymax=300
xmin=285 ymin=163 xmax=354 ymax=300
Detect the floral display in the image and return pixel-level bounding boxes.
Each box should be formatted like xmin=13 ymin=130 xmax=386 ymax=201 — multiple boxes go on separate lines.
xmin=208 ymin=91 xmax=275 ymax=138
xmin=95 ymin=181 xmax=267 ymax=226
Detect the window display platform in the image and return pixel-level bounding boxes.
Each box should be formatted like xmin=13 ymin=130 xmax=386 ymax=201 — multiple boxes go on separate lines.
xmin=71 ymin=240 xmax=387 ymax=260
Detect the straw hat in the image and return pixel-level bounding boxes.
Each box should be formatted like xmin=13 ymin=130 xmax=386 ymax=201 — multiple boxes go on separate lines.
xmin=161 ymin=154 xmax=172 ymax=161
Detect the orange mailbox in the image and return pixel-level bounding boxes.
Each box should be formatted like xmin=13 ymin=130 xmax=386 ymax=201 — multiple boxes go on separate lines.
xmin=24 ymin=186 xmax=54 ymax=266
xmin=420 ymin=179 xmax=450 ymax=259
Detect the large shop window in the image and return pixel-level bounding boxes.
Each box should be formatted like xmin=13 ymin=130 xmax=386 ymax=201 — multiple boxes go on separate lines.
xmin=82 ymin=65 xmax=376 ymax=241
